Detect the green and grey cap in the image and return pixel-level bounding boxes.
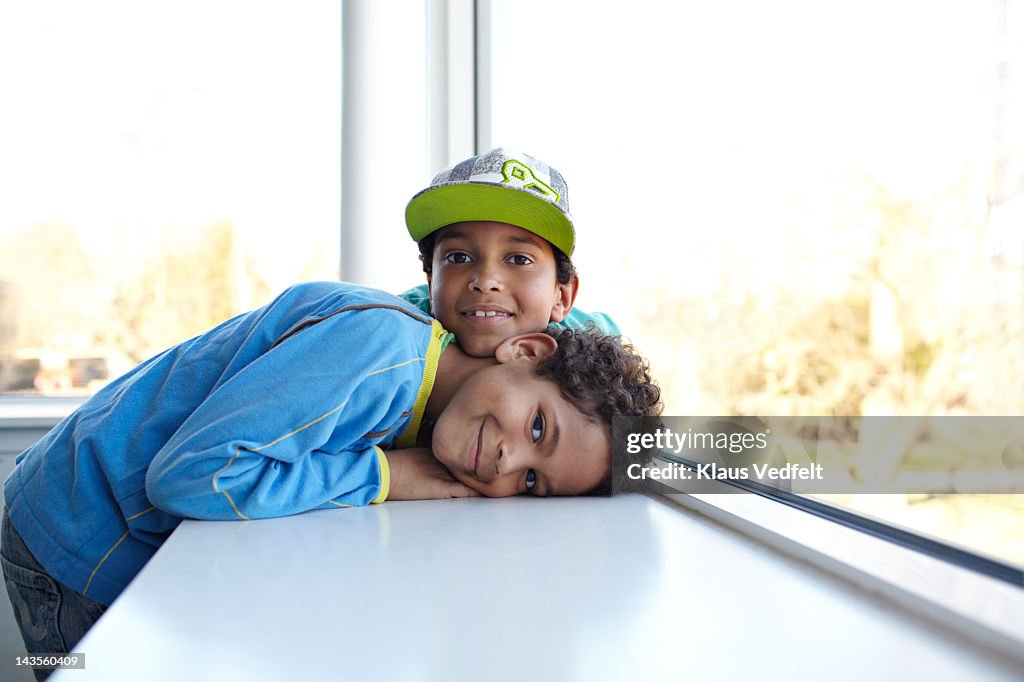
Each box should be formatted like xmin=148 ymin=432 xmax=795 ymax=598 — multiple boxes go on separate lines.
xmin=405 ymin=147 xmax=575 ymax=256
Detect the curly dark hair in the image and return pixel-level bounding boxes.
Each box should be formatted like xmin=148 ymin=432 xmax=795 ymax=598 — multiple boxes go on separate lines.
xmin=535 ymin=326 xmax=663 ymax=496
xmin=417 ymin=230 xmax=577 ymax=284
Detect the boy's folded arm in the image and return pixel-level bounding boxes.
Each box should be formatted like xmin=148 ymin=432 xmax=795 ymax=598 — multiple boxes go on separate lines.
xmin=145 ymin=307 xmax=422 ymax=520
xmin=145 ymin=440 xmax=387 ymax=520
xmin=383 ymin=448 xmax=481 ymax=500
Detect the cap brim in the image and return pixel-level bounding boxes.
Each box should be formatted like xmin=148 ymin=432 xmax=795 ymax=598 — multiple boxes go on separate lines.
xmin=405 ymin=183 xmax=575 ymax=256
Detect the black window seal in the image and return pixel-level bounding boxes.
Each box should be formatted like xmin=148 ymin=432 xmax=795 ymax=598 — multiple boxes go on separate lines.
xmin=656 ymin=451 xmax=1024 ymax=588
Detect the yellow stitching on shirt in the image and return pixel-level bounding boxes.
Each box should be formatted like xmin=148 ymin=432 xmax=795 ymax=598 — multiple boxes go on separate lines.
xmin=251 ymin=399 xmax=352 ymax=452
xmin=367 ymin=357 xmax=425 ymax=377
xmin=84 ymin=531 xmax=129 ymax=596
xmin=83 ymin=506 xmax=158 ymax=596
xmin=126 ymin=506 xmax=156 ymax=521
xmin=209 ymin=356 xmax=425 ymax=519
xmin=213 ymin=448 xmax=254 ymax=521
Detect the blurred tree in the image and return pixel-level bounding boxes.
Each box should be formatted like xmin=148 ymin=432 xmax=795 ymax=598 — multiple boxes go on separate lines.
xmin=0 ymin=223 xmax=101 ymax=349
xmin=101 ymin=221 xmax=271 ymax=364
xmin=0 ymin=280 xmax=14 ymax=350
xmin=638 ymin=168 xmax=1022 ymax=420
xmin=0 ymin=221 xmax=272 ymax=386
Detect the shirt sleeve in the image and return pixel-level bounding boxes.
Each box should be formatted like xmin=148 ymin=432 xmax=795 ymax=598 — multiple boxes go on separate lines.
xmin=555 ymin=308 xmax=623 ymax=335
xmin=144 ymin=307 xmax=421 ymax=520
xmin=397 ymin=283 xmax=432 ymax=315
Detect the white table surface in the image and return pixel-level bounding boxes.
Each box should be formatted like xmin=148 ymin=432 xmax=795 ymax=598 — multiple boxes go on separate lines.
xmin=52 ymin=494 xmax=1023 ymax=681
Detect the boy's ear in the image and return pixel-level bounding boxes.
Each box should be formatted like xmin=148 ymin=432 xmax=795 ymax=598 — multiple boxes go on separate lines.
xmin=548 ymin=273 xmax=580 ymax=324
xmin=495 ymin=333 xmax=558 ymax=365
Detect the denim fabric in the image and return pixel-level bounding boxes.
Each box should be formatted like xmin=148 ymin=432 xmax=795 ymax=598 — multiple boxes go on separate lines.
xmin=1 ymin=509 xmax=106 ymax=682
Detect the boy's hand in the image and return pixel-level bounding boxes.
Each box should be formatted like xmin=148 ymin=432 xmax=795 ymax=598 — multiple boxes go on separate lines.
xmin=384 ymin=448 xmax=481 ymax=501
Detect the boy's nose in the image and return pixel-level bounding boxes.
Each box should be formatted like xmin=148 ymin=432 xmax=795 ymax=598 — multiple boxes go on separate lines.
xmin=469 ymin=262 xmax=503 ymax=292
xmin=495 ymin=440 xmax=535 ymax=477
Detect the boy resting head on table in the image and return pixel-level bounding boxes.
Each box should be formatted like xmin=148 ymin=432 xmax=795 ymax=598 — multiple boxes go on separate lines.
xmin=2 ymin=281 xmax=661 ymax=667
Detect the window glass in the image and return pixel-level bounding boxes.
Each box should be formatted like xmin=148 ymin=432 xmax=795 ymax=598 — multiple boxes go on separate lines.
xmin=0 ymin=1 xmax=341 ymax=395
xmin=486 ymin=0 xmax=1024 ymax=566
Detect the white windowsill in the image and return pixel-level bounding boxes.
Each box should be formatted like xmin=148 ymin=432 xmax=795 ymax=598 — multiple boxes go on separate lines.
xmin=662 ymin=487 xmax=1024 ymax=666
xmin=3 ymin=395 xmax=1021 ymax=668
xmin=0 ymin=396 xmax=85 ymax=428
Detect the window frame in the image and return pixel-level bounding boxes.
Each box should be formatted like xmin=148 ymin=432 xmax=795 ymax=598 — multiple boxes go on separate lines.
xmin=655 ymin=451 xmax=1024 ymax=587
xmin=3 ymin=7 xmax=1022 ymax=664
xmin=469 ymin=0 xmax=1024 ymax=663
xmin=661 ymin=483 xmax=1024 ymax=662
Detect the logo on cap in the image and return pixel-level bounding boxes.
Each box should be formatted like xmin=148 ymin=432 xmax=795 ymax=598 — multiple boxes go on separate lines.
xmin=501 ymin=159 xmax=560 ymax=204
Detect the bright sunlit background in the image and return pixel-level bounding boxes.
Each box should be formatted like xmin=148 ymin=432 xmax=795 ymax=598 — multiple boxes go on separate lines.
xmin=0 ymin=1 xmax=344 ymax=379
xmin=1 ymin=1 xmax=1022 ymax=566
xmin=486 ymin=0 xmax=1024 ymax=566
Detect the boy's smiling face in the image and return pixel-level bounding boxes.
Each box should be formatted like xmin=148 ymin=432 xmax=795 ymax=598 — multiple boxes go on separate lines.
xmin=427 ymin=221 xmax=576 ymax=357
xmin=431 ymin=334 xmax=610 ymax=497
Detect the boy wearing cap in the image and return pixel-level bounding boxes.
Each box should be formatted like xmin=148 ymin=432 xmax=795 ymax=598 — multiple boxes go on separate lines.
xmin=401 ymin=148 xmax=620 ymax=357
xmin=2 ymin=280 xmax=661 ymax=668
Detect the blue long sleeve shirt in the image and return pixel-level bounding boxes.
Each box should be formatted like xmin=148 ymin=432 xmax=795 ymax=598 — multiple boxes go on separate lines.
xmin=4 ymin=282 xmax=448 ymax=605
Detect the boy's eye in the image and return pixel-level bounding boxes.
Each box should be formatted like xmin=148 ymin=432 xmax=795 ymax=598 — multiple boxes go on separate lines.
xmin=444 ymin=252 xmax=472 ymax=264
xmin=531 ymin=413 xmax=544 ymax=441
xmin=525 ymin=469 xmax=537 ymax=492
xmin=508 ymin=254 xmax=533 ymax=266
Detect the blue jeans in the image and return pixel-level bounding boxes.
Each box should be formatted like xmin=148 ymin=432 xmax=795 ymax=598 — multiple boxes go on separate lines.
xmin=1 ymin=508 xmax=106 ymax=682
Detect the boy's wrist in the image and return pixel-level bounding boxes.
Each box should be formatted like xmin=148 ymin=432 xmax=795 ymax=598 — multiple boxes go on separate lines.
xmin=372 ymin=446 xmax=390 ymax=504
xmin=382 ymin=448 xmax=480 ymax=501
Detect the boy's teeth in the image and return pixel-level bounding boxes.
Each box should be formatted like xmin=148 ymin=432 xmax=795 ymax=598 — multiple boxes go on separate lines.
xmin=470 ymin=311 xmax=502 ymax=317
